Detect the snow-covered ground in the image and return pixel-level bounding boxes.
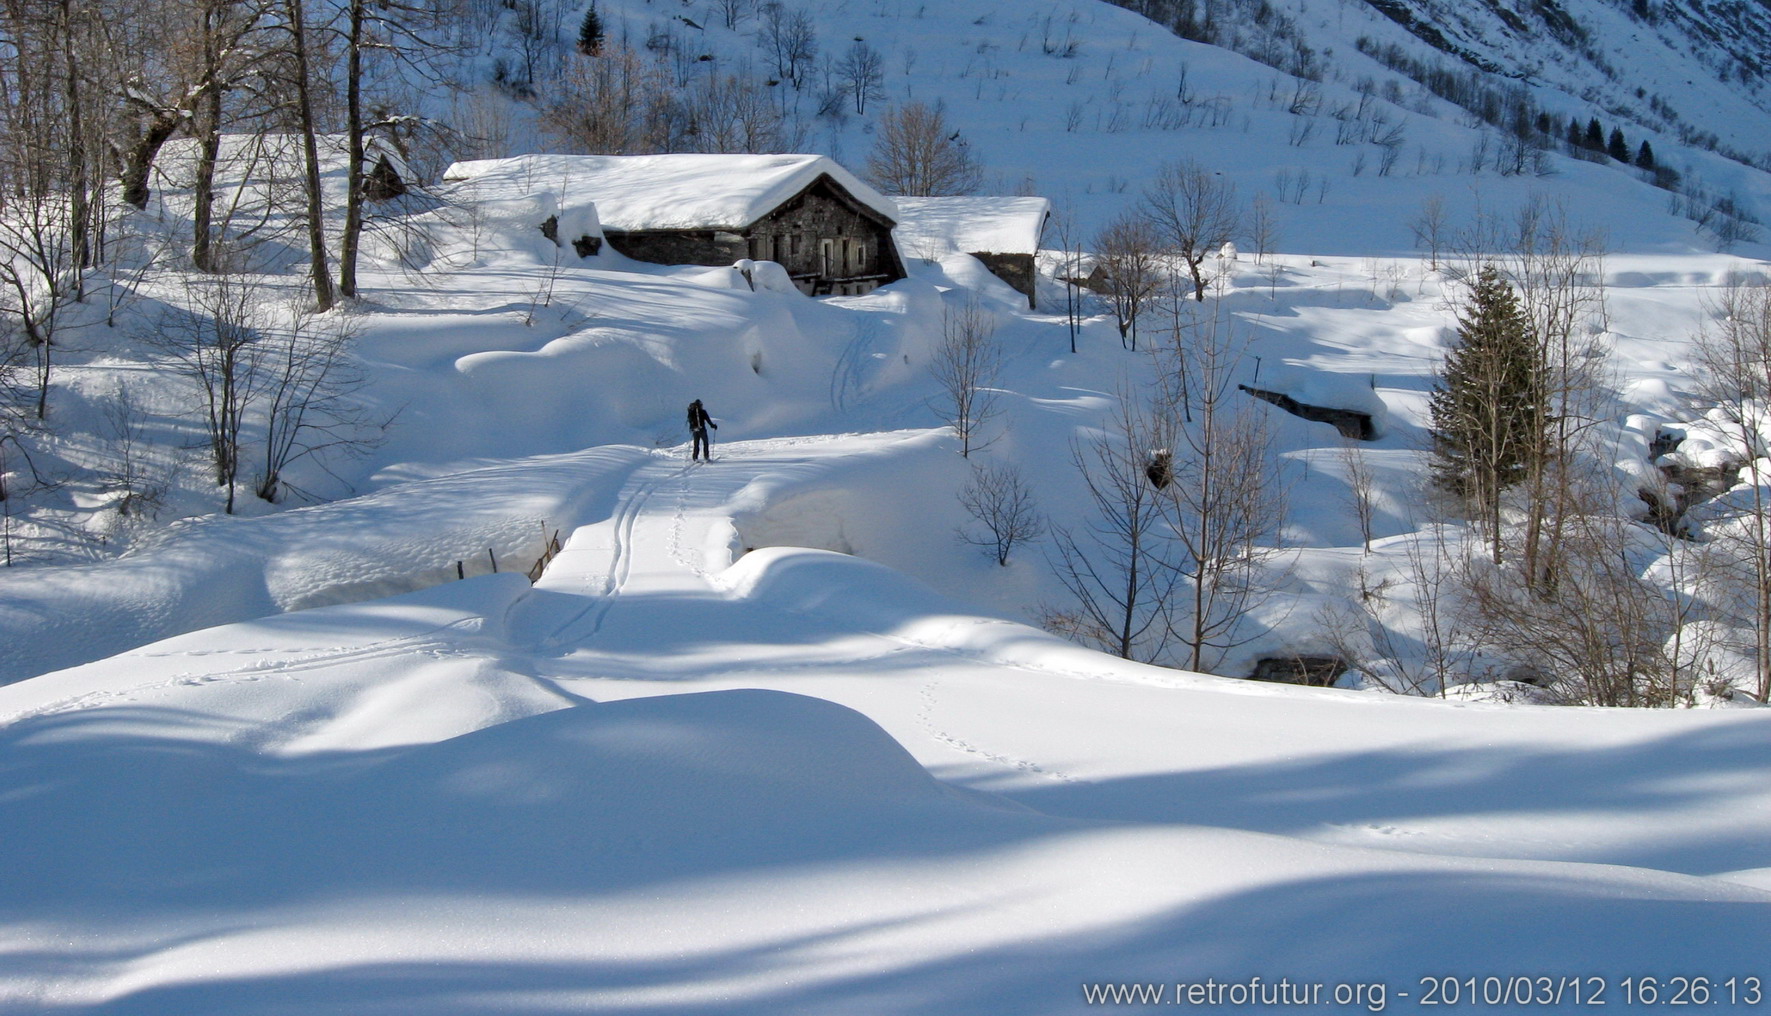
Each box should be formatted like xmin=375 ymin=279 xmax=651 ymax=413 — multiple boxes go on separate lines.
xmin=8 ymin=162 xmax=1771 ymax=1014
xmin=5 ymin=430 xmax=1771 ymax=1013
xmin=6 ymin=0 xmax=1771 ymax=1009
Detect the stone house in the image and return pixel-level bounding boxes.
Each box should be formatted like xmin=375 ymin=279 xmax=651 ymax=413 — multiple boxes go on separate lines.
xmin=441 ymin=153 xmax=906 ymax=296
xmin=892 ymin=196 xmax=1052 ymax=308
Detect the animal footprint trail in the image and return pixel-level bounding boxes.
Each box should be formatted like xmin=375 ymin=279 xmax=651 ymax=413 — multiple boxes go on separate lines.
xmin=916 ymin=675 xmax=1082 ymax=785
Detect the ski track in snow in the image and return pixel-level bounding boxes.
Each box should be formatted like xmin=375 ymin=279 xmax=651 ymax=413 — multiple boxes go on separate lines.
xmin=527 ymin=454 xmax=680 ymax=649
xmin=515 ymin=435 xmax=1095 ymax=786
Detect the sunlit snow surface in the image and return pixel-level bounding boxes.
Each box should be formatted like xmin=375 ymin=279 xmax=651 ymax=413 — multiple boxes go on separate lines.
xmin=6 ymin=0 xmax=1771 ymax=1007
xmin=3 ymin=433 xmax=1770 ymax=1014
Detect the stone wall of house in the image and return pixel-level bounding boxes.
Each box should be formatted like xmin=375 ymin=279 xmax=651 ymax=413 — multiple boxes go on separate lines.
xmin=602 ymin=179 xmax=903 ymax=295
xmin=973 ymin=252 xmax=1038 ymax=308
xmin=745 ymin=182 xmax=898 ymax=285
xmin=604 ymin=230 xmax=748 ymax=267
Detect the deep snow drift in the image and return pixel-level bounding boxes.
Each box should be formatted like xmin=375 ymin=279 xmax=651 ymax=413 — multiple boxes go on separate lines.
xmin=4 ymin=433 xmax=1771 ymax=1014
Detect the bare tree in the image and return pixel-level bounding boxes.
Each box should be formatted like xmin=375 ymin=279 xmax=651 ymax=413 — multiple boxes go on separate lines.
xmin=838 ymin=38 xmax=884 ymax=114
xmin=0 ymin=0 xmax=114 ymax=419
xmin=1504 ymin=206 xmax=1611 ymax=590
xmin=1048 ymin=205 xmax=1086 ymax=354
xmin=1047 ymin=387 xmax=1180 ymax=661
xmin=928 ymin=299 xmax=1001 ymax=457
xmin=1410 ymin=193 xmax=1448 ymax=272
xmin=98 ymin=384 xmax=167 ymax=530
xmin=334 ymin=0 xmax=459 ymax=300
xmin=1093 ymin=209 xmax=1162 ymax=351
xmin=153 ymin=272 xmax=266 ymax=513
xmin=0 ymin=189 xmax=81 ymax=420
xmin=1461 ymin=502 xmax=1699 ymax=706
xmin=275 ymin=0 xmax=335 ymax=309
xmin=1 ymin=0 xmax=125 ymax=280
xmin=1318 ymin=522 xmax=1476 ymax=697
xmin=685 ymin=66 xmax=784 ymax=153
xmin=758 ymin=2 xmax=816 ymax=90
xmin=540 ymin=43 xmax=673 ymax=154
xmin=957 ymin=461 xmax=1044 ymax=566
xmin=1141 ymin=158 xmax=1239 ymax=301
xmin=1150 ymin=279 xmax=1289 ymax=672
xmin=255 ymin=302 xmax=381 ymax=503
xmin=714 ymin=0 xmax=755 ymax=30
xmin=1689 ymin=274 xmax=1771 ymax=702
xmin=1340 ymin=434 xmax=1377 ymax=553
xmin=192 ymin=0 xmax=279 ymax=273
xmin=1248 ymin=192 xmax=1279 ymax=266
xmin=0 ymin=432 xmax=59 ymax=567
xmin=864 ymin=100 xmax=982 ymax=196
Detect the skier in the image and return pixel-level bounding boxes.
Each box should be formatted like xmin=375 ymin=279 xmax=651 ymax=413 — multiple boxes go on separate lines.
xmin=687 ymin=399 xmax=717 ymax=461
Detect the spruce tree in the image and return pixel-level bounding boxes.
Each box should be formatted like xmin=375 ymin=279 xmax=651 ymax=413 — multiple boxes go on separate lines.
xmin=1566 ymin=116 xmax=1583 ymax=150
xmin=1635 ymin=139 xmax=1656 ymax=170
xmin=1585 ymin=117 xmax=1605 ymax=151
xmin=576 ymin=2 xmax=603 ymax=55
xmin=1430 ymin=265 xmax=1543 ymax=539
xmin=1608 ymin=126 xmax=1630 ymax=162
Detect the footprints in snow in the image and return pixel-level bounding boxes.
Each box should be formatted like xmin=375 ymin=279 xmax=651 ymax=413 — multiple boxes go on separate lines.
xmin=917 ymin=677 xmax=1080 ymax=784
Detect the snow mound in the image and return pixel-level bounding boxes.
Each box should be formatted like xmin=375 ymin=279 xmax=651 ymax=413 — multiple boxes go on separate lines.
xmin=0 ymin=447 xmax=648 ymax=685
xmin=718 ymin=546 xmax=975 ymax=633
xmin=380 ymin=688 xmax=953 ymax=824
xmin=0 ymin=687 xmax=963 ymax=918
xmin=1257 ymin=364 xmax=1389 ymax=421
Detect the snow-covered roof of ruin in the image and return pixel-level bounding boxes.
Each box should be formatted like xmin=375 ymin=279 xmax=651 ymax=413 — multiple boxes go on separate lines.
xmin=156 ymin=133 xmax=405 ymax=188
xmin=892 ymin=196 xmax=1051 ymax=257
xmin=440 ymin=153 xmax=898 ymax=233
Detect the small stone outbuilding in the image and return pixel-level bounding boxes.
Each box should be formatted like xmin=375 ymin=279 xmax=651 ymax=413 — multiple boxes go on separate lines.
xmin=442 ymin=153 xmax=905 ymax=296
xmin=892 ymin=196 xmax=1052 ymax=308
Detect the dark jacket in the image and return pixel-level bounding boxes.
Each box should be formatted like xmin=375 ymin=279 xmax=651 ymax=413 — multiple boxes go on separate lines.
xmin=687 ymin=401 xmax=715 ymax=432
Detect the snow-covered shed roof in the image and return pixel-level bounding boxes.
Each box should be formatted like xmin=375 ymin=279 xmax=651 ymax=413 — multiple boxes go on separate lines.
xmin=892 ymin=196 xmax=1051 ymax=257
xmin=156 ymin=133 xmax=406 ymax=187
xmin=440 ymin=153 xmax=899 ymax=233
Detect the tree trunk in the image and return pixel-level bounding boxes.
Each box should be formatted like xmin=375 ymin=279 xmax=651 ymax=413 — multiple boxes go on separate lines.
xmin=120 ymin=114 xmax=183 ymax=210
xmin=284 ymin=0 xmax=334 ymax=310
xmin=58 ymin=0 xmax=89 ymax=281
xmin=338 ymin=0 xmax=364 ymax=299
xmin=191 ymin=83 xmax=221 ymax=271
xmin=190 ymin=0 xmax=228 ymax=273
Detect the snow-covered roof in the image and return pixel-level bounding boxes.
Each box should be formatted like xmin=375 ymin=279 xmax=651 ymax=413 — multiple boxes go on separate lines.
xmin=440 ymin=153 xmax=899 ymax=233
xmin=156 ymin=133 xmax=406 ymax=187
xmin=892 ymin=196 xmax=1051 ymax=257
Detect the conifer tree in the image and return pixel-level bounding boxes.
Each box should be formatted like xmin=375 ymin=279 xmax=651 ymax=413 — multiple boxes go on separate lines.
xmin=577 ymin=2 xmax=604 ymax=55
xmin=1430 ymin=265 xmax=1544 ymax=552
xmin=1566 ymin=116 xmax=1583 ymax=150
xmin=1584 ymin=117 xmax=1605 ymax=151
xmin=1635 ymin=140 xmax=1656 ymax=170
xmin=1607 ymin=126 xmax=1630 ymax=162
